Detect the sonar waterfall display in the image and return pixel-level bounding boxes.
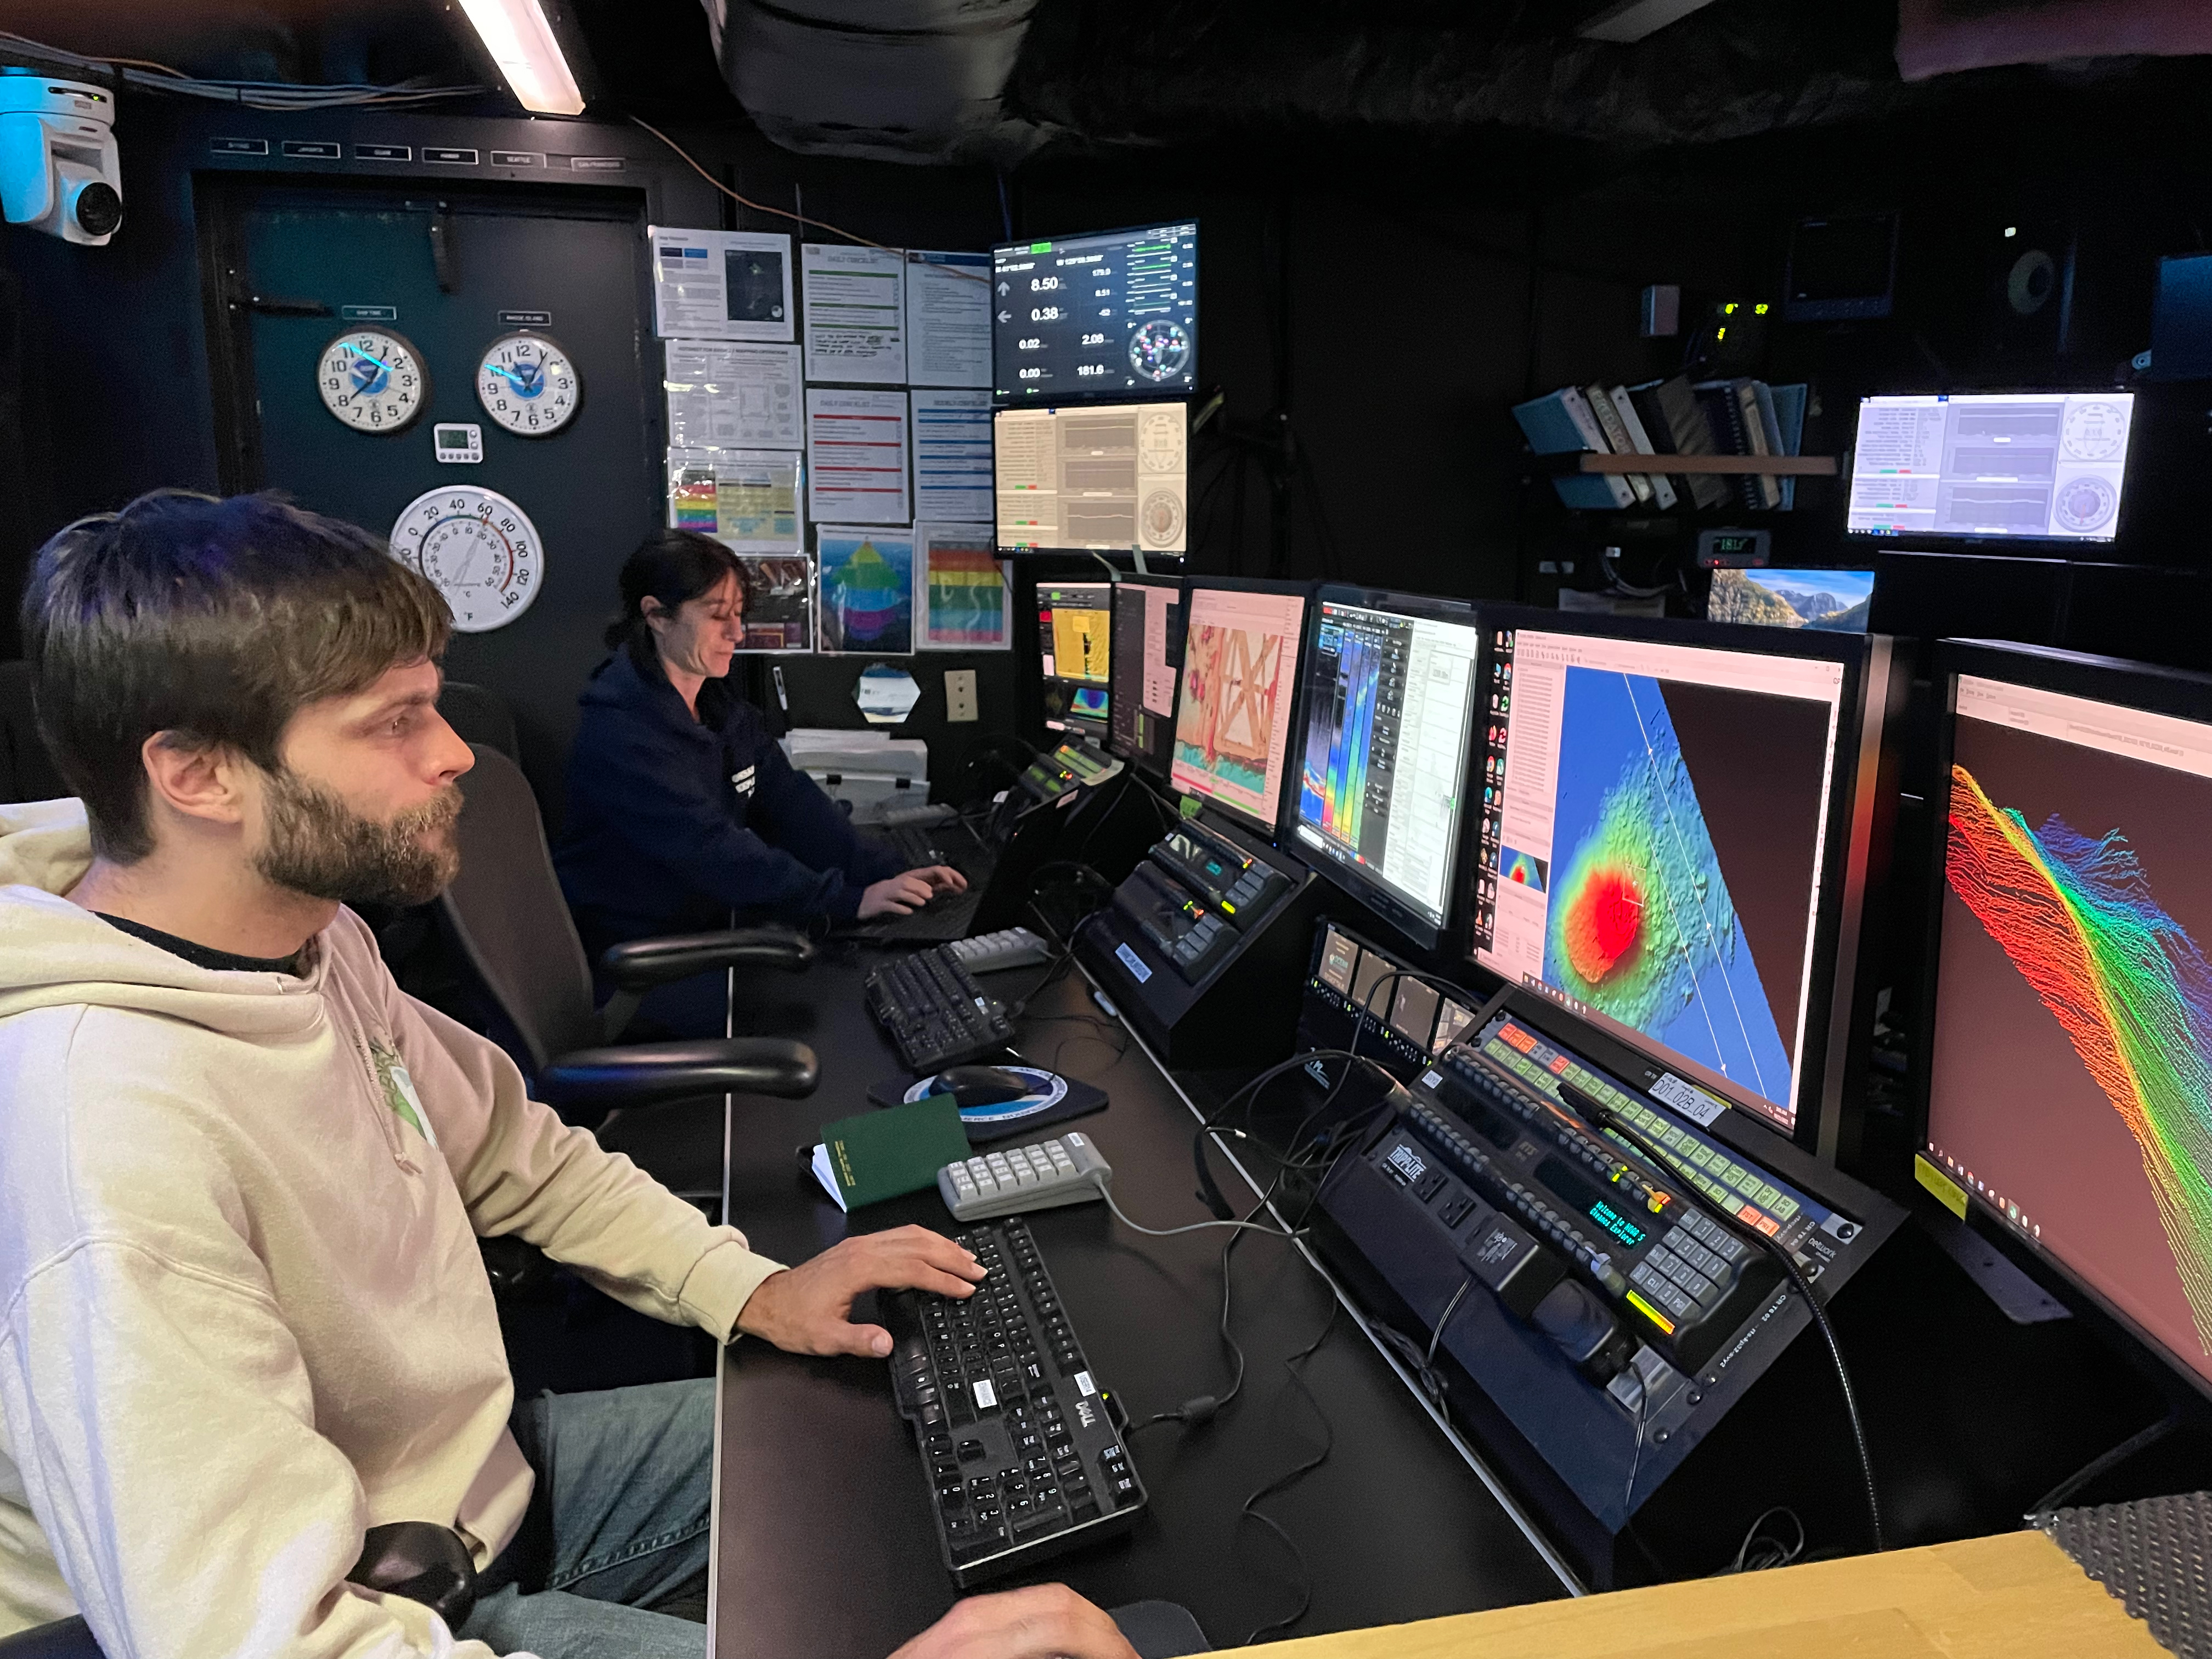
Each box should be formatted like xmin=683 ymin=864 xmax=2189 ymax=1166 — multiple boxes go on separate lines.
xmin=1945 ymin=764 xmax=2212 ymax=1351
xmin=1545 ymin=670 xmax=1795 ymax=1107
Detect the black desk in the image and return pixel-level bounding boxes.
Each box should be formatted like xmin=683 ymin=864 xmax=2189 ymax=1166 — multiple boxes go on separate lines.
xmin=706 ymin=945 xmax=1572 ymax=1659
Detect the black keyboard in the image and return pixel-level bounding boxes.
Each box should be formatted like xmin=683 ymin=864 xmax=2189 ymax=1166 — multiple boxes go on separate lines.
xmin=884 ymin=1217 xmax=1147 ymax=1586
xmin=865 ymin=947 xmax=1013 ymax=1072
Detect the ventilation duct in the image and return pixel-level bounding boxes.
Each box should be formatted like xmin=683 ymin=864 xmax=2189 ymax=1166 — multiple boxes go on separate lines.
xmin=699 ymin=0 xmax=1051 ymax=165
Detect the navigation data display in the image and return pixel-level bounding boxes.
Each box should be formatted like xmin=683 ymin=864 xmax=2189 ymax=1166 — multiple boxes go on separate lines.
xmin=1847 ymin=392 xmax=2135 ymax=542
xmin=1471 ymin=627 xmax=1849 ymax=1133
xmin=992 ymin=222 xmax=1199 ymax=403
xmin=1109 ymin=578 xmax=1185 ymax=777
xmin=1293 ymin=592 xmax=1482 ymax=944
xmin=1927 ymin=671 xmax=2212 ymax=1392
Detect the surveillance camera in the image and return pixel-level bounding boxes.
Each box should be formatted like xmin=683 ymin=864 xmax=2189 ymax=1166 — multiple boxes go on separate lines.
xmin=0 ymin=72 xmax=121 ymax=246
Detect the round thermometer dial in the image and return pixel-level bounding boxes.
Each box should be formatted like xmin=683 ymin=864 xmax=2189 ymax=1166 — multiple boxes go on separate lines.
xmin=475 ymin=332 xmax=580 ymax=437
xmin=317 ymin=328 xmax=427 ymax=433
xmin=389 ymin=486 xmax=544 ymax=633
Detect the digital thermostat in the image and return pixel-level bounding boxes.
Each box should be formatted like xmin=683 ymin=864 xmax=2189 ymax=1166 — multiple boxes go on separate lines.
xmin=1696 ymin=527 xmax=1771 ymax=569
xmin=433 ymin=422 xmax=483 ymax=464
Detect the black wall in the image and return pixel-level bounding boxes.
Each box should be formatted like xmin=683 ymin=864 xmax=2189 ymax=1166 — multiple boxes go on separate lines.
xmin=8 ymin=81 xmax=2212 ymax=800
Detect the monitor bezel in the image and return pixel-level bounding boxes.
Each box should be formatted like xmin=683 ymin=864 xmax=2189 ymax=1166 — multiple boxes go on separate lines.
xmin=1842 ymin=389 xmax=2137 ymax=550
xmin=991 ymin=400 xmax=1193 ymax=557
xmin=1468 ymin=603 xmax=1891 ymax=1158
xmin=1912 ymin=638 xmax=2212 ymax=1403
xmin=990 ymin=220 xmax=1200 ymax=407
xmin=1170 ymin=576 xmax=1317 ymax=842
xmin=1104 ymin=573 xmax=1187 ymax=778
xmin=1288 ymin=584 xmax=1483 ymax=952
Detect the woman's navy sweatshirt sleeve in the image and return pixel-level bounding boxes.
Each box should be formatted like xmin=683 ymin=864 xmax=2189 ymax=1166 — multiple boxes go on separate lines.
xmin=554 ymin=652 xmax=905 ymax=933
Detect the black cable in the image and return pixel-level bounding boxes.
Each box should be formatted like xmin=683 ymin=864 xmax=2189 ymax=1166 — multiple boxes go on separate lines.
xmin=1556 ymin=1082 xmax=1887 ymax=1554
xmin=2030 ymin=1407 xmax=2182 ymax=1515
xmin=1238 ymin=1297 xmax=1340 ymax=1646
xmin=1711 ymin=1507 xmax=1807 ymax=1576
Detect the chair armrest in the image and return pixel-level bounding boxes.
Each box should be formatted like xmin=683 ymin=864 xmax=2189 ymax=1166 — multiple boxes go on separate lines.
xmin=542 ymin=1039 xmax=821 ymax=1113
xmin=600 ymin=928 xmax=815 ymax=992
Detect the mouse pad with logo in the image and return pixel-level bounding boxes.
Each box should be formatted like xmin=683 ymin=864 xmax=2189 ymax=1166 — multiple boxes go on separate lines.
xmin=867 ymin=1066 xmax=1108 ymax=1143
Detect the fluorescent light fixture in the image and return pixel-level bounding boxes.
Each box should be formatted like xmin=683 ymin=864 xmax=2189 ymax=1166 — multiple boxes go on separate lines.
xmin=456 ymin=0 xmax=585 ymax=115
xmin=1578 ymin=0 xmax=1720 ymax=43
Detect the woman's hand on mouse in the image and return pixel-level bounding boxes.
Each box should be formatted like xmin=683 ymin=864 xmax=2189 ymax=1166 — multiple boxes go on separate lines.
xmin=735 ymin=1226 xmax=986 ymax=1357
xmin=859 ymin=872 xmax=939 ymax=917
xmin=887 ymin=1585 xmax=1140 ymax=1659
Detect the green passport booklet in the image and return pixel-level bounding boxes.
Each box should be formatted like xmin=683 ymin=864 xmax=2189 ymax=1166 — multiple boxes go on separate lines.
xmin=810 ymin=1094 xmax=972 ymax=1211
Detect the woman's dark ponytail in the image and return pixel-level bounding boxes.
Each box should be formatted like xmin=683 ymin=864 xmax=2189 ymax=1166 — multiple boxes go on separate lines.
xmin=607 ymin=529 xmax=742 ymax=675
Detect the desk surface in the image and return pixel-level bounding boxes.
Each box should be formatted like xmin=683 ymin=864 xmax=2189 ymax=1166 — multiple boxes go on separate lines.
xmin=1252 ymin=1529 xmax=2164 ymax=1658
xmin=707 ymin=946 xmax=1567 ymax=1659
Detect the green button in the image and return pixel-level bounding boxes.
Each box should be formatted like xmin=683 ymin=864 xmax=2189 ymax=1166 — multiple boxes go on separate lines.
xmin=1773 ymin=1196 xmax=1800 ymax=1221
xmin=1754 ymin=1182 xmax=1782 ymax=1207
xmin=1689 ymin=1145 xmax=1715 ymax=1169
xmin=1659 ymin=1126 xmax=1685 ymax=1149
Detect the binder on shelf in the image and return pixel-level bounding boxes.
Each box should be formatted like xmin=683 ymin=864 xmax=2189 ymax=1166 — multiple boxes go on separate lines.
xmin=1582 ymin=384 xmax=1653 ymax=505
xmin=1513 ymin=387 xmax=1637 ymax=510
xmin=1693 ymin=378 xmax=1781 ymax=512
xmin=1769 ymin=382 xmax=1809 ymax=510
xmin=1601 ymin=384 xmax=1678 ymax=510
xmin=1626 ymin=376 xmax=1729 ymax=509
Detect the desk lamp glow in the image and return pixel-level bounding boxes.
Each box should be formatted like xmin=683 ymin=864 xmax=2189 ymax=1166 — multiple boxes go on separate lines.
xmin=456 ymin=0 xmax=586 ymax=116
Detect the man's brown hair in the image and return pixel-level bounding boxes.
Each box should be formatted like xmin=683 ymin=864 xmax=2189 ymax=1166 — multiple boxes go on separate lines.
xmin=20 ymin=489 xmax=452 ymax=861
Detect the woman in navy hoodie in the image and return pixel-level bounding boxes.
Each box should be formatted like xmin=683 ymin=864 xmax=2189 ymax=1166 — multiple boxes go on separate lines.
xmin=557 ymin=531 xmax=964 ymax=1034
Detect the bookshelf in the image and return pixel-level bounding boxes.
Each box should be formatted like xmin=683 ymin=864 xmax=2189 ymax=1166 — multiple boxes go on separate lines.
xmin=1558 ymin=454 xmax=1838 ymax=476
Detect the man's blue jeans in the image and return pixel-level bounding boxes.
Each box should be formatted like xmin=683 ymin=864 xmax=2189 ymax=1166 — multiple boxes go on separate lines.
xmin=459 ymin=1380 xmax=714 ymax=1658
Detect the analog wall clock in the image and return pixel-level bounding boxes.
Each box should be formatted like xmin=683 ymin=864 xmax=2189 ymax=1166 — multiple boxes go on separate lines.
xmin=316 ymin=328 xmax=427 ymax=433
xmin=475 ymin=331 xmax=580 ymax=437
xmin=388 ymin=486 xmax=544 ymax=633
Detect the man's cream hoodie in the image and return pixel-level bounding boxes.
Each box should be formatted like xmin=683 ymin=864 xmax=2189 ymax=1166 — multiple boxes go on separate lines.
xmin=0 ymin=799 xmax=786 ymax=1656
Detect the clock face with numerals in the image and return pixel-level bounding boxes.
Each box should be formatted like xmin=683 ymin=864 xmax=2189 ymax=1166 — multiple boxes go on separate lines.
xmin=316 ymin=328 xmax=427 ymax=432
xmin=475 ymin=331 xmax=580 ymax=437
xmin=388 ymin=486 xmax=543 ymax=633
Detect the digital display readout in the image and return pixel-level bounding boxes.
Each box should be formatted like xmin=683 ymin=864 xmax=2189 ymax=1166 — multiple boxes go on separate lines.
xmin=1585 ymin=1198 xmax=1648 ymax=1248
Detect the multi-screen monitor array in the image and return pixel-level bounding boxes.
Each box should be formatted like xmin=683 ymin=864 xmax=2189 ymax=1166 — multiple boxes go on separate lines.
xmin=1037 ymin=572 xmax=2212 ymax=1404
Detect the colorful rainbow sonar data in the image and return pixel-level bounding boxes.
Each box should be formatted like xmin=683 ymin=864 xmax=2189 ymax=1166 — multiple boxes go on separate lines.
xmin=1502 ymin=849 xmax=1549 ymax=893
xmin=1543 ymin=670 xmax=1793 ymax=1104
xmin=1946 ymin=765 xmax=2212 ymax=1351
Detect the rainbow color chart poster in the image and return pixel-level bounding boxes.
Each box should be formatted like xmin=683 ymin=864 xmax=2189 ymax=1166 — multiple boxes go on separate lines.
xmin=916 ymin=522 xmax=1012 ymax=651
xmin=816 ymin=525 xmax=916 ymax=655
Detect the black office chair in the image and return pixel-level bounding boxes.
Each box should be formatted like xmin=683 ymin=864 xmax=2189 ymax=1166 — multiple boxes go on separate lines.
xmin=437 ymin=743 xmax=819 ymax=1199
xmin=435 ymin=678 xmax=522 ymax=767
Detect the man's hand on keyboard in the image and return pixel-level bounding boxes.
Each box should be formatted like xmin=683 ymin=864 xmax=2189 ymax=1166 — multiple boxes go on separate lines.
xmin=913 ymin=864 xmax=969 ymax=894
xmin=736 ymin=1226 xmax=985 ymax=1358
xmin=887 ymin=1584 xmax=1141 ymax=1659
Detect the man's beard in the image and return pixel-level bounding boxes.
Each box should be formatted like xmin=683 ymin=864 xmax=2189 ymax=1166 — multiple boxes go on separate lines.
xmin=254 ymin=769 xmax=464 ymax=908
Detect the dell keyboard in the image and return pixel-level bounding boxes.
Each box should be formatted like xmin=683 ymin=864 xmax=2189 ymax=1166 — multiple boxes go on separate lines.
xmin=865 ymin=947 xmax=1014 ymax=1072
xmin=883 ymin=1217 xmax=1147 ymax=1585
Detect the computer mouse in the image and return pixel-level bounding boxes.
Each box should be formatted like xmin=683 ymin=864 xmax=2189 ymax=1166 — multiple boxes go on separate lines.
xmin=932 ymin=1065 xmax=1034 ymax=1108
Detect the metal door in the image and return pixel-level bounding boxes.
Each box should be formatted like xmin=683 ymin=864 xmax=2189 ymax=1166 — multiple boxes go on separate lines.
xmin=203 ymin=176 xmax=658 ymax=822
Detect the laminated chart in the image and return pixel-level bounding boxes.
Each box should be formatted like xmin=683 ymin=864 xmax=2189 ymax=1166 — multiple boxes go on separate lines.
xmin=1946 ymin=764 xmax=2212 ymax=1350
xmin=1544 ymin=669 xmax=1793 ymax=1105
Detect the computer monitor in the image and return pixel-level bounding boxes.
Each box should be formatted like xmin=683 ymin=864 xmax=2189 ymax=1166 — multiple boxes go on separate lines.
xmin=1846 ymin=392 xmax=2135 ymax=543
xmin=1108 ymin=575 xmax=1185 ymax=778
xmin=1035 ymin=580 xmax=1113 ymax=742
xmin=1469 ymin=607 xmax=1894 ymax=1150
xmin=991 ymin=221 xmax=1198 ymax=403
xmin=1290 ymin=586 xmax=1483 ymax=949
xmin=1921 ymin=641 xmax=2212 ymax=1397
xmin=995 ymin=403 xmax=1188 ymax=556
xmin=1707 ymin=569 xmax=1874 ymax=633
xmin=1170 ymin=580 xmax=1310 ymax=837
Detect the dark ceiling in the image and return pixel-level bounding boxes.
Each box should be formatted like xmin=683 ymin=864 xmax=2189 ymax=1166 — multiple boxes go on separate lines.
xmin=1 ymin=0 xmax=2207 ymax=184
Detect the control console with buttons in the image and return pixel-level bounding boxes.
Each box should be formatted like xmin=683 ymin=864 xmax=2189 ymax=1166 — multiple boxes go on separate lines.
xmin=1312 ymin=988 xmax=1903 ymax=1572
